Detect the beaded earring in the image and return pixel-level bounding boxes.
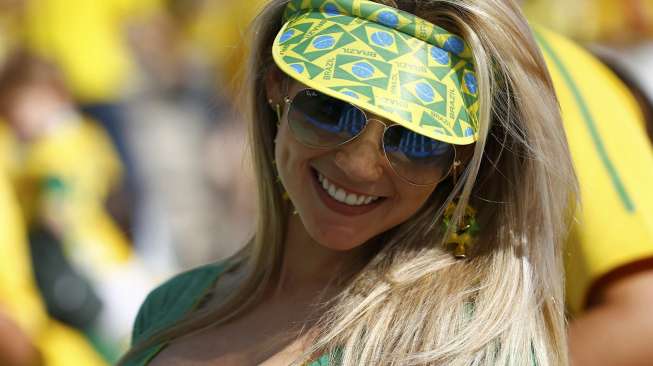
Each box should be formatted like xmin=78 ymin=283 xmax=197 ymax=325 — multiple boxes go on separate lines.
xmin=269 ymin=98 xmax=282 ymax=125
xmin=442 ymin=161 xmax=480 ymax=259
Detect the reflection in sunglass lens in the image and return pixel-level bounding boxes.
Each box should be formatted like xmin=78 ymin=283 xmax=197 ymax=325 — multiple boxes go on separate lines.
xmin=287 ymin=89 xmax=455 ymax=185
xmin=383 ymin=125 xmax=454 ymax=185
xmin=288 ymin=89 xmax=367 ymax=147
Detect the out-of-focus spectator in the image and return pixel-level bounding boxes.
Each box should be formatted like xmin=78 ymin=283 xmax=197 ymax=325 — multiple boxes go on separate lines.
xmin=536 ymin=27 xmax=653 ymax=366
xmin=0 ymin=51 xmax=129 ymax=270
xmin=519 ymin=2 xmax=653 ymax=363
xmin=17 ymin=0 xmax=165 ymax=148
xmin=0 ymin=51 xmax=157 ymax=362
xmin=0 ymin=166 xmax=107 ymax=366
xmin=14 ymin=0 xmax=173 ymax=247
xmin=7 ymin=0 xmax=184 ymax=286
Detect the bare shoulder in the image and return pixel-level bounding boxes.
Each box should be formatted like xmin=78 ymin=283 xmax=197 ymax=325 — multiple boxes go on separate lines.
xmin=591 ymin=262 xmax=653 ymax=307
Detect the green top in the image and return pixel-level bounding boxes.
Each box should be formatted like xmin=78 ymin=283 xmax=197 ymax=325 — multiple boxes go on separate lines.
xmin=125 ymin=261 xmax=336 ymax=366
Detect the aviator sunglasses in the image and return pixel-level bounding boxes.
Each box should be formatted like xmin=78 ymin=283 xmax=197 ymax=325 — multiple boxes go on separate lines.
xmin=282 ymin=88 xmax=457 ymax=185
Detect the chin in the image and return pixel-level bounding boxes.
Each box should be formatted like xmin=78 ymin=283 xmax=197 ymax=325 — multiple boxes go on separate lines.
xmin=307 ymin=223 xmax=369 ymax=252
xmin=319 ymin=239 xmax=364 ymax=252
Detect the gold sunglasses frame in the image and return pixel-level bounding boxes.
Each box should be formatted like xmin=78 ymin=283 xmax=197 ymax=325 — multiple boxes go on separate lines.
xmin=281 ymin=88 xmax=459 ymax=186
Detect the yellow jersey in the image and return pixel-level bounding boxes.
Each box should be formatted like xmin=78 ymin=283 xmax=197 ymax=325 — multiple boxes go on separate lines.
xmin=536 ymin=28 xmax=653 ymax=314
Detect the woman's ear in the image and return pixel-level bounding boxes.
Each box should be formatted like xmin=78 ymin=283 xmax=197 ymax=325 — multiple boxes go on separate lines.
xmin=264 ymin=65 xmax=286 ymax=106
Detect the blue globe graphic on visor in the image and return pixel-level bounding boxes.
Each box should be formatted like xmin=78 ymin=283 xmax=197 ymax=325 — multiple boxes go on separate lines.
xmin=378 ymin=11 xmax=399 ymax=27
xmin=464 ymin=73 xmax=478 ymax=94
xmin=415 ymin=82 xmax=435 ymax=103
xmin=313 ymin=35 xmax=335 ymax=49
xmin=352 ymin=62 xmax=374 ymax=78
xmin=280 ymin=29 xmax=294 ymax=43
xmin=290 ymin=64 xmax=305 ymax=74
xmin=324 ymin=3 xmax=339 ymax=15
xmin=371 ymin=31 xmax=394 ymax=47
xmin=430 ymin=47 xmax=449 ymax=65
xmin=443 ymin=36 xmax=464 ymax=55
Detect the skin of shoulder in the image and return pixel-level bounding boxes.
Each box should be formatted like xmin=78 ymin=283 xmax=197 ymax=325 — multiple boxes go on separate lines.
xmin=569 ymin=266 xmax=653 ymax=366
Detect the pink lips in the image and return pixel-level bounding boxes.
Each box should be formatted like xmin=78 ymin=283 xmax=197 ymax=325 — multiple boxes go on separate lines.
xmin=311 ymin=169 xmax=384 ymax=216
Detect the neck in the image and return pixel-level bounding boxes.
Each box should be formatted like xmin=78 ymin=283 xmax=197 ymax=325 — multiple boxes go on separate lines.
xmin=271 ymin=211 xmax=370 ymax=299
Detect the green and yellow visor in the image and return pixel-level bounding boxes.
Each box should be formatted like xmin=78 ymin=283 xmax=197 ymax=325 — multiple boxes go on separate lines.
xmin=272 ymin=0 xmax=480 ymax=145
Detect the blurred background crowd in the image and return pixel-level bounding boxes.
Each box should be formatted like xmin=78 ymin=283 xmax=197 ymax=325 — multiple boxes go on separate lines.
xmin=0 ymin=0 xmax=651 ymax=365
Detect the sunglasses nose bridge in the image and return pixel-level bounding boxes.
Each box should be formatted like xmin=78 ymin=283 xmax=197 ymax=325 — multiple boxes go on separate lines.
xmin=334 ymin=121 xmax=387 ymax=182
xmin=356 ymin=118 xmax=388 ymax=154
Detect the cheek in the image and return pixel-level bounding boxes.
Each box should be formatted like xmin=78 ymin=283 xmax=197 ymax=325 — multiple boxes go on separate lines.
xmin=384 ymin=185 xmax=437 ymax=229
xmin=398 ymin=185 xmax=436 ymax=213
xmin=274 ymin=122 xmax=318 ymax=199
xmin=274 ymin=123 xmax=300 ymax=184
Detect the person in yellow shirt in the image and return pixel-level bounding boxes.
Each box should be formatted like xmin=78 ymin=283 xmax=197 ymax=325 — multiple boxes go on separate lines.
xmin=0 ymin=51 xmax=157 ymax=362
xmin=0 ymin=51 xmax=129 ymax=263
xmin=536 ymin=28 xmax=653 ymax=366
xmin=17 ymin=0 xmax=167 ymax=219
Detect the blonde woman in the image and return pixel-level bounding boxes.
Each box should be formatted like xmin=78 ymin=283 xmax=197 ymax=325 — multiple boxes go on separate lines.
xmin=120 ymin=0 xmax=576 ymax=365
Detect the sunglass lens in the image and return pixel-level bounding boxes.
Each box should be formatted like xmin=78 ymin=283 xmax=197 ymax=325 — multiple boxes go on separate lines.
xmin=383 ymin=125 xmax=455 ymax=185
xmin=288 ymin=89 xmax=366 ymax=147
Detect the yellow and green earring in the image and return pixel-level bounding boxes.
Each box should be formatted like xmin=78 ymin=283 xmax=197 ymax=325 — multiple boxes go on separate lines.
xmin=442 ymin=202 xmax=480 ymax=259
xmin=442 ymin=161 xmax=480 ymax=259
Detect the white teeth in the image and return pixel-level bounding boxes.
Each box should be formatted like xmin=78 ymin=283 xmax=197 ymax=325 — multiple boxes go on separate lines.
xmin=335 ymin=188 xmax=346 ymax=201
xmin=316 ymin=171 xmax=380 ymax=206
xmin=328 ymin=184 xmax=336 ymax=197
xmin=345 ymin=193 xmax=357 ymax=205
xmin=356 ymin=195 xmax=365 ymax=205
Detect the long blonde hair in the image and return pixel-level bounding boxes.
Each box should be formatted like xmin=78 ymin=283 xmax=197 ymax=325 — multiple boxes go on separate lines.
xmin=122 ymin=1 xmax=577 ymax=365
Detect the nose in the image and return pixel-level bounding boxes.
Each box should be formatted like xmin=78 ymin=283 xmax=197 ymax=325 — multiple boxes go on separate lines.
xmin=334 ymin=120 xmax=386 ymax=182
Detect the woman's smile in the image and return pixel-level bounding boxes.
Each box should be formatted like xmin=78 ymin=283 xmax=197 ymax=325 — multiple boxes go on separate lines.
xmin=310 ymin=166 xmax=386 ymax=216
